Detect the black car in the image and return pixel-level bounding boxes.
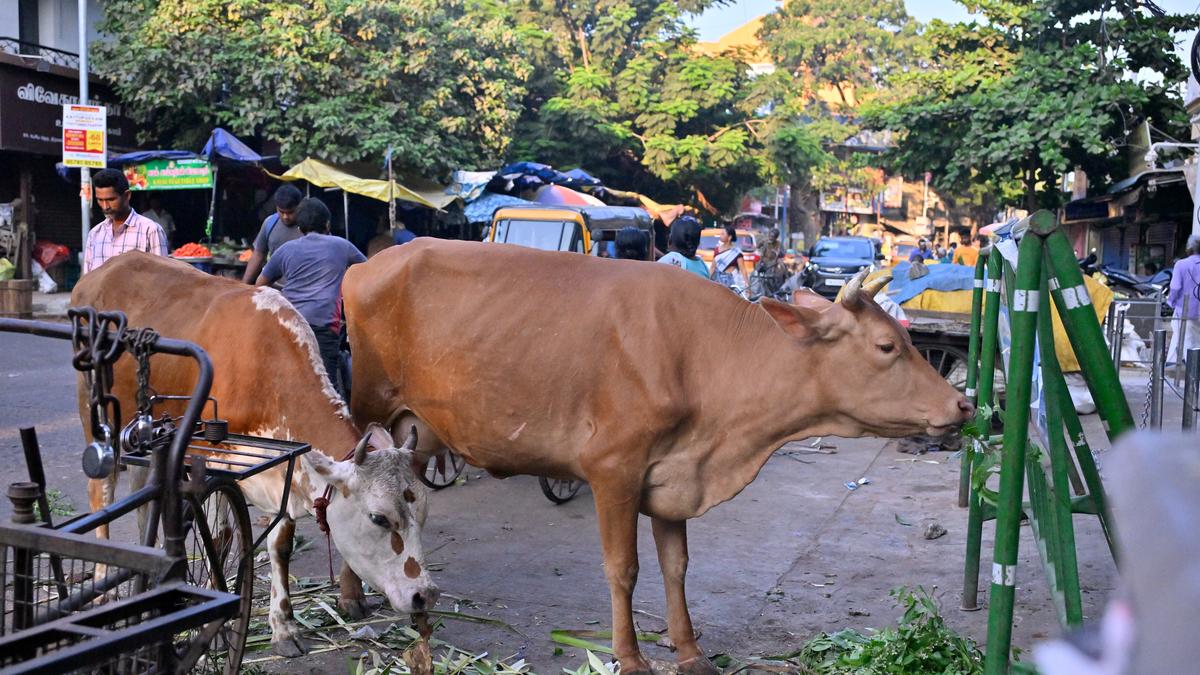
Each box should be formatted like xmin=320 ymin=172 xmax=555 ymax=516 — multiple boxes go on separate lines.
xmin=803 ymin=236 xmax=883 ymax=299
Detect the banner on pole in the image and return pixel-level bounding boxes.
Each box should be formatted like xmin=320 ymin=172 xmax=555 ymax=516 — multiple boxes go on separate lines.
xmin=123 ymin=158 xmax=214 ymax=190
xmin=61 ymin=104 xmax=107 ymax=168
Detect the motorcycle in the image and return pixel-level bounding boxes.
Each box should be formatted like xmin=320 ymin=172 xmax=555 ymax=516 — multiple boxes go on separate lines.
xmin=1078 ymin=252 xmax=1172 ymax=299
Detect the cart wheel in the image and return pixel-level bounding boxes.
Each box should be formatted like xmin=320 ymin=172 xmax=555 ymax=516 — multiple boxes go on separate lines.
xmin=917 ymin=344 xmax=971 ymax=392
xmin=417 ymin=448 xmax=466 ymax=490
xmin=539 ymin=477 xmax=584 ymax=504
xmin=176 ymin=481 xmax=253 ymax=675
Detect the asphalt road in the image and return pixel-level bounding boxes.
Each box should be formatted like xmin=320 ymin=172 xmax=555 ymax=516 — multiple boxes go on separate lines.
xmin=0 ymin=329 xmax=1121 ymax=673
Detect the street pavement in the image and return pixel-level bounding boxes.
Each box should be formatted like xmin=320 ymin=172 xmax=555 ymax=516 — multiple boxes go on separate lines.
xmin=0 ymin=329 xmax=1144 ymax=673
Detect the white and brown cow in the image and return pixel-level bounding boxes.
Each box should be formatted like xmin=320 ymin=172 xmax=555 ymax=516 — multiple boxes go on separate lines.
xmin=71 ymin=252 xmax=437 ymax=656
xmin=344 ymin=239 xmax=973 ymax=674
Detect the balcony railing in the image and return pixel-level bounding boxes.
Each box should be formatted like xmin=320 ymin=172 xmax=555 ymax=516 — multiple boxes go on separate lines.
xmin=0 ymin=37 xmax=81 ymax=70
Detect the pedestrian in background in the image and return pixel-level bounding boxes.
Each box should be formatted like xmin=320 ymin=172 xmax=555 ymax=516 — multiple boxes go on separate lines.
xmin=657 ymin=216 xmax=708 ymax=278
xmin=83 ymin=168 xmax=168 ymax=274
xmin=1167 ymin=233 xmax=1200 ymax=363
xmin=615 ymin=226 xmax=649 ymax=260
xmin=255 ymin=198 xmax=366 ymax=397
xmin=242 ymin=184 xmax=304 ymax=283
xmin=710 ymin=224 xmax=747 ymax=295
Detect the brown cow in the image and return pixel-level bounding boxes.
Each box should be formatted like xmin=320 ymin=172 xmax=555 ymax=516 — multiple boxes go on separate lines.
xmin=71 ymin=252 xmax=437 ymax=656
xmin=343 ymin=240 xmax=972 ymax=674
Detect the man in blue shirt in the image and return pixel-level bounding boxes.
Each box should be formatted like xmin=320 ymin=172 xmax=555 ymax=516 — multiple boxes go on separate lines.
xmin=256 ymin=198 xmax=366 ymax=397
xmin=242 ymin=184 xmax=304 ymax=283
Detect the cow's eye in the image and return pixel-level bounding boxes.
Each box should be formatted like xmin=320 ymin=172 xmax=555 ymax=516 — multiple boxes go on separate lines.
xmin=368 ymin=513 xmax=390 ymax=528
xmin=878 ymin=342 xmax=896 ymax=354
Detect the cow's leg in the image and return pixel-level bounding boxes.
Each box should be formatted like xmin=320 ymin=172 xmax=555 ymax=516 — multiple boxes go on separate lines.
xmin=266 ymin=517 xmax=307 ymax=656
xmin=338 ymin=562 xmax=371 ymax=619
xmin=651 ymin=517 xmax=717 ymax=675
xmin=87 ymin=473 xmax=118 ymax=539
xmin=591 ymin=485 xmax=652 ymax=674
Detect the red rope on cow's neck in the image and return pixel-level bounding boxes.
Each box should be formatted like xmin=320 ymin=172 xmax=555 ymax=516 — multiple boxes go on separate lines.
xmin=313 ymin=445 xmax=357 ymax=586
xmin=313 ymin=486 xmax=335 ymax=584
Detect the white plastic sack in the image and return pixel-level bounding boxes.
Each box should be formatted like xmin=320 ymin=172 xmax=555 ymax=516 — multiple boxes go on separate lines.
xmin=31 ymin=261 xmax=56 ymax=294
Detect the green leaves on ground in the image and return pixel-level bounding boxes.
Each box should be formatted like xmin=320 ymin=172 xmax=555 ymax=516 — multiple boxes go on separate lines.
xmin=777 ymin=587 xmax=985 ymax=674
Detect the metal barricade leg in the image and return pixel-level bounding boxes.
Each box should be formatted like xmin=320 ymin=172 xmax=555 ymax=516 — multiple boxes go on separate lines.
xmin=959 ymin=254 xmax=988 ymax=508
xmin=962 ymin=249 xmax=1003 ymax=611
xmin=1039 ymin=225 xmax=1136 ymax=439
xmin=1151 ymin=328 xmax=1167 ymax=429
xmin=984 ymin=224 xmax=1045 ymax=675
xmin=1184 ymin=348 xmax=1200 ymax=430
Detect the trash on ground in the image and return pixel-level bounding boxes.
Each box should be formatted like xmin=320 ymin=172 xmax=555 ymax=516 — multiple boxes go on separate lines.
xmin=924 ymin=522 xmax=948 ymax=540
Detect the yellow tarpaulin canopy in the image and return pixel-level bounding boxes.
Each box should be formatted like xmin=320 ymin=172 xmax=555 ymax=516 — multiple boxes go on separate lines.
xmin=269 ymin=159 xmax=457 ymax=210
xmin=893 ymin=273 xmax=1113 ymax=373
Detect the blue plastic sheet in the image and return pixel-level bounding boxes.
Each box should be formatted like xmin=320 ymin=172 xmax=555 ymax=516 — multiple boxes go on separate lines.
xmin=201 ymin=128 xmax=264 ymax=163
xmin=463 ymin=191 xmax=534 ymax=223
xmin=886 ymin=262 xmax=978 ymax=305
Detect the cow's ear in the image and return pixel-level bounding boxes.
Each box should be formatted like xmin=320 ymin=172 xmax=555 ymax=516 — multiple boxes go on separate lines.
xmin=760 ymin=297 xmax=820 ymax=340
xmin=305 ymin=451 xmax=354 ymax=495
xmin=363 ymin=423 xmax=396 ymax=454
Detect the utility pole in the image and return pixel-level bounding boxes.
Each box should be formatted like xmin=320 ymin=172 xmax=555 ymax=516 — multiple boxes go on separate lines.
xmin=78 ymin=0 xmax=91 ymax=256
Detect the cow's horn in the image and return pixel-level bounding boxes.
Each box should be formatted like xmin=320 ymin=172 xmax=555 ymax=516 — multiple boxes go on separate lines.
xmin=863 ymin=272 xmax=893 ymax=297
xmin=401 ymin=425 xmax=419 ymax=452
xmin=839 ymin=269 xmax=869 ymax=306
xmin=352 ymin=433 xmax=371 ymax=465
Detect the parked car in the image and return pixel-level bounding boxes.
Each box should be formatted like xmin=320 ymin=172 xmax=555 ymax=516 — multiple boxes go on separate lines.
xmin=803 ymin=236 xmax=884 ymax=298
xmin=697 ymin=227 xmax=759 ymax=279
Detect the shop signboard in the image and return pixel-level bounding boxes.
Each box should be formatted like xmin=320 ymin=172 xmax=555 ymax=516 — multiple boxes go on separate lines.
xmin=0 ymin=61 xmax=138 ymax=155
xmin=61 ymin=104 xmax=107 ymax=168
xmin=123 ymin=158 xmax=214 ymax=190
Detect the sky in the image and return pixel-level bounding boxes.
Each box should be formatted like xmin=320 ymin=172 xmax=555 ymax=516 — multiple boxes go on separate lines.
xmin=690 ymin=0 xmax=1199 ymax=46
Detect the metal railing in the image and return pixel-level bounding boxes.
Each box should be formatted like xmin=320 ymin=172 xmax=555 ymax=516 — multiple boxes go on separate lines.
xmin=0 ymin=37 xmax=81 ymax=69
xmin=1106 ymin=295 xmax=1198 ymax=430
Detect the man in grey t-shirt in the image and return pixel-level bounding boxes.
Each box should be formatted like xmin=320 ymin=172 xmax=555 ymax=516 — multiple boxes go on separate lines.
xmin=242 ymin=184 xmax=304 ymax=283
xmin=256 ymin=198 xmax=366 ymax=397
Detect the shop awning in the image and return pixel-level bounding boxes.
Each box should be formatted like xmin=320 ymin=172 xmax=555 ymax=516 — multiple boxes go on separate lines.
xmin=202 ymin=128 xmax=266 ymax=164
xmin=270 ymin=158 xmax=456 ymax=210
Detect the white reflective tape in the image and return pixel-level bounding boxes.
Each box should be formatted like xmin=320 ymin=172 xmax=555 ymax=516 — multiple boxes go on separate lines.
xmin=1013 ymin=290 xmax=1039 ymax=312
xmin=1049 ymin=277 xmax=1061 ymax=291
xmin=992 ymin=563 xmax=1016 ymax=587
xmin=973 ymin=279 xmax=985 ymax=289
xmin=965 ymin=387 xmax=977 ymax=398
xmin=1064 ymin=284 xmax=1091 ymax=309
xmin=985 ymin=279 xmax=1001 ymax=293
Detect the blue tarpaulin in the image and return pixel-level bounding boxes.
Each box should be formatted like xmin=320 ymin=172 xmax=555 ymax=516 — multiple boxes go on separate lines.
xmin=464 ymin=191 xmax=534 ymax=223
xmin=201 ymin=128 xmax=264 ymax=163
xmin=561 ymin=168 xmax=602 ymax=188
xmin=110 ymin=150 xmax=199 ymax=165
xmin=885 ymin=262 xmax=978 ymax=305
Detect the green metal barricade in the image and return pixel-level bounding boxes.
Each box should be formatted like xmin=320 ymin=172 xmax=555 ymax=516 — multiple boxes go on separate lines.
xmin=957 ymin=211 xmax=1130 ymax=674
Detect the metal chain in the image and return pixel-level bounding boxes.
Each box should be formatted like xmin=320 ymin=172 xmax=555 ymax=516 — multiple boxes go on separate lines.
xmin=123 ymin=327 xmax=159 ymax=414
xmin=1140 ymin=376 xmax=1153 ymax=429
xmin=68 ymin=308 xmax=128 ymax=443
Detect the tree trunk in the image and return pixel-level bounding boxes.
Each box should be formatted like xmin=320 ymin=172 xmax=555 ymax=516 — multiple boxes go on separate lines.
xmin=789 ymin=182 xmax=820 ymax=250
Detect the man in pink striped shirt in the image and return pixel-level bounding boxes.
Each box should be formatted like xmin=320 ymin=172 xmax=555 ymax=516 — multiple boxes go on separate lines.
xmin=82 ymin=168 xmax=168 ymax=274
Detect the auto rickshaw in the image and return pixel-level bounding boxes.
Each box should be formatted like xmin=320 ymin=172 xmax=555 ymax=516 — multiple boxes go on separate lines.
xmin=487 ymin=204 xmax=656 ymax=259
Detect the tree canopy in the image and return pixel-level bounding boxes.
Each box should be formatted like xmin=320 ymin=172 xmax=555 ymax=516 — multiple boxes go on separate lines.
xmin=95 ymin=0 xmax=531 ymax=172
xmin=504 ymin=0 xmax=765 ymax=212
xmin=867 ymin=0 xmax=1199 ymax=209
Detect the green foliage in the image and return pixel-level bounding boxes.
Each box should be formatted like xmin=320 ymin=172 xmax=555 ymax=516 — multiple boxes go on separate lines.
xmin=783 ymin=587 xmax=985 ymax=674
xmin=507 ymin=0 xmax=763 ymax=211
xmin=94 ymin=0 xmax=531 ymax=172
xmin=868 ymin=0 xmax=1199 ymax=208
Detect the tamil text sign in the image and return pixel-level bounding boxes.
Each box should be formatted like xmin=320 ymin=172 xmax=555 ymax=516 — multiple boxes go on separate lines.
xmin=124 ymin=158 xmax=214 ymax=190
xmin=62 ymin=104 xmax=107 ymax=168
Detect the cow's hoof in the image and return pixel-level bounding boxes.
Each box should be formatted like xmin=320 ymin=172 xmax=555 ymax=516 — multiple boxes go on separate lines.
xmin=617 ymin=655 xmax=654 ymax=675
xmin=271 ymin=634 xmax=308 ymax=658
xmin=338 ymin=596 xmax=371 ymax=620
xmin=678 ymin=655 xmax=721 ymax=675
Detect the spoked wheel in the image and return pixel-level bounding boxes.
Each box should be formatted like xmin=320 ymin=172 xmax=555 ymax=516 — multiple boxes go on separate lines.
xmin=175 ymin=481 xmax=253 ymax=675
xmin=917 ymin=344 xmax=971 ymax=392
xmin=417 ymin=448 xmax=466 ymax=490
xmin=539 ymin=477 xmax=584 ymax=504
